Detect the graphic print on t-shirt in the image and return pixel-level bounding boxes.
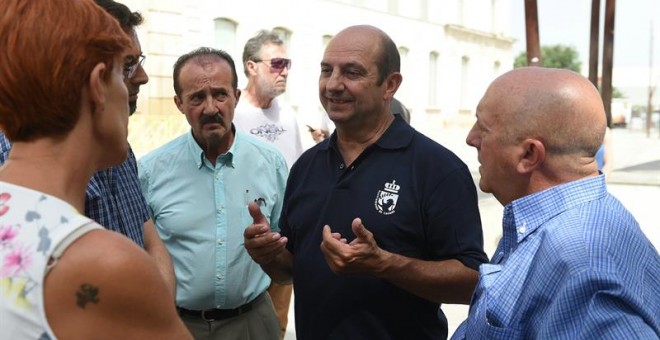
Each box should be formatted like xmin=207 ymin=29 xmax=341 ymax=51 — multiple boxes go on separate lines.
xmin=249 ymin=124 xmax=286 ymax=142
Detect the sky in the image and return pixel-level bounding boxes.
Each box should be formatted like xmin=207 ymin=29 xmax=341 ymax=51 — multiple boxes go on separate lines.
xmin=510 ymin=0 xmax=660 ymax=70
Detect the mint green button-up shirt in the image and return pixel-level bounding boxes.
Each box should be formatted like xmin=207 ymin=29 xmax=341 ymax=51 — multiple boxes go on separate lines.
xmin=138 ymin=129 xmax=287 ymax=310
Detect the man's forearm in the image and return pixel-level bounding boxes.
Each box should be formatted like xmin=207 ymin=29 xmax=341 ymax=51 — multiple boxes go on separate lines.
xmin=377 ymin=253 xmax=478 ymax=304
xmin=143 ymin=219 xmax=176 ymax=298
xmin=262 ymin=250 xmax=294 ymax=285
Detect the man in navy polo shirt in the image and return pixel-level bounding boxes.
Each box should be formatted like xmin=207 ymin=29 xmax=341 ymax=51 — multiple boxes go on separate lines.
xmin=244 ymin=25 xmax=488 ymax=340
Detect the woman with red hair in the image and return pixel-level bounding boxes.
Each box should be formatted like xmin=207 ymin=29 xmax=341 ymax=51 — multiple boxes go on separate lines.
xmin=0 ymin=0 xmax=191 ymax=338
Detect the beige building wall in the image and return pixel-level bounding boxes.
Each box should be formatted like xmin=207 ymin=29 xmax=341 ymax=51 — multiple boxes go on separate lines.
xmin=121 ymin=0 xmax=515 ymax=156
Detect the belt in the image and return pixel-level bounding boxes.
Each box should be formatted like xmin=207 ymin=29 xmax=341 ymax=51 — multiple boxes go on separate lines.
xmin=176 ymin=293 xmax=264 ymax=322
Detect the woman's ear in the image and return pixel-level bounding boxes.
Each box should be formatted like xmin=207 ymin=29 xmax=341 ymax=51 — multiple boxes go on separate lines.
xmin=516 ymin=138 xmax=545 ymax=174
xmin=88 ymin=62 xmax=108 ymax=114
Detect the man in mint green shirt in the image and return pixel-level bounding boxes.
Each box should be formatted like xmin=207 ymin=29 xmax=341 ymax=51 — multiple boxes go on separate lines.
xmin=138 ymin=47 xmax=286 ymax=340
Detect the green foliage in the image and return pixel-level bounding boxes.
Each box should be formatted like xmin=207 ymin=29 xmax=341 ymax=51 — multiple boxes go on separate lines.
xmin=514 ymin=45 xmax=625 ymax=98
xmin=514 ymin=53 xmax=528 ymax=68
xmin=514 ymin=44 xmax=582 ymax=72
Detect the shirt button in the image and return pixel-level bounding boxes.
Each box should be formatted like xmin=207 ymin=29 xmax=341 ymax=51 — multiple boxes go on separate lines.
xmin=217 ymin=239 xmax=224 ymax=245
xmin=339 ymin=163 xmax=345 ymax=169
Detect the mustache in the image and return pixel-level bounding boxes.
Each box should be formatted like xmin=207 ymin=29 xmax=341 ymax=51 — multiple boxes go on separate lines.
xmin=324 ymin=94 xmax=353 ymax=101
xmin=200 ymin=113 xmax=224 ymax=125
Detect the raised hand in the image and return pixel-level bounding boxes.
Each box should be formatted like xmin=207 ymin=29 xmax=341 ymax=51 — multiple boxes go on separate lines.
xmin=243 ymin=201 xmax=287 ymax=265
xmin=320 ymin=217 xmax=387 ymax=275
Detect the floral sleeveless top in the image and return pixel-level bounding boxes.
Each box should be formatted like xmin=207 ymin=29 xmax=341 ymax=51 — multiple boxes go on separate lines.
xmin=0 ymin=182 xmax=100 ymax=339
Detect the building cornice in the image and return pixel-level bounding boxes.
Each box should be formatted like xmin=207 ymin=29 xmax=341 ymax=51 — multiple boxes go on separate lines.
xmin=445 ymin=24 xmax=516 ymax=48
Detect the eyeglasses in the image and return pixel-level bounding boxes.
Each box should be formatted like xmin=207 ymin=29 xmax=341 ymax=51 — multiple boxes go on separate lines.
xmin=254 ymin=58 xmax=292 ymax=71
xmin=123 ymin=54 xmax=146 ymax=79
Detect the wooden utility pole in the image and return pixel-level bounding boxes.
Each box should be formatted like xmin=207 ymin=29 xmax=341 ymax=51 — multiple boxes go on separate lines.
xmin=588 ymin=0 xmax=601 ymax=88
xmin=524 ymin=0 xmax=542 ymax=66
xmin=601 ymin=0 xmax=616 ymax=127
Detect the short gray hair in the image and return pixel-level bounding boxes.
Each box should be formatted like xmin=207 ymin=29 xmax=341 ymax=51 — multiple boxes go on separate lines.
xmin=242 ymin=30 xmax=285 ymax=76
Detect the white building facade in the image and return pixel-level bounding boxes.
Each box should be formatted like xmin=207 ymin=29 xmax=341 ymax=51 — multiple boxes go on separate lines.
xmin=121 ymin=0 xmax=515 ymax=154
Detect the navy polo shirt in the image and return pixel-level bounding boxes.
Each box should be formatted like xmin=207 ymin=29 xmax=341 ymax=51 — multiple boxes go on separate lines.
xmin=280 ymin=115 xmax=488 ymax=340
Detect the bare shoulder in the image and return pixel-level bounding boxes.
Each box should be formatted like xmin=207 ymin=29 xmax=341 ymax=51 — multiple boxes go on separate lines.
xmin=45 ymin=229 xmax=191 ymax=339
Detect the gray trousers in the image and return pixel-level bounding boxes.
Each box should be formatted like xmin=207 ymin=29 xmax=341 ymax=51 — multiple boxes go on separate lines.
xmin=180 ymin=293 xmax=280 ymax=340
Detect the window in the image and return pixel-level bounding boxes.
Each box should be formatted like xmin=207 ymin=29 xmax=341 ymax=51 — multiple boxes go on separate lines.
xmin=273 ymin=26 xmax=292 ymax=49
xmin=214 ymin=18 xmax=237 ymax=56
xmin=493 ymin=61 xmax=501 ymax=78
xmin=458 ymin=0 xmax=466 ymax=25
xmin=398 ymin=46 xmax=411 ymax=102
xmin=460 ymin=56 xmax=470 ymax=109
xmin=398 ymin=46 xmax=409 ymax=74
xmin=428 ymin=52 xmax=439 ymax=106
xmin=322 ymin=34 xmax=333 ymax=48
xmin=491 ymin=0 xmax=498 ymax=32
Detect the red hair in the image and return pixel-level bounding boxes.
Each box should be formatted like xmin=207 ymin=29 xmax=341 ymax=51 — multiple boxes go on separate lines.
xmin=0 ymin=0 xmax=131 ymax=141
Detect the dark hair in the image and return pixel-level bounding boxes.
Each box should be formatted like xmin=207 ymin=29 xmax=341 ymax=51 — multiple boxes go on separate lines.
xmin=375 ymin=31 xmax=400 ymax=85
xmin=94 ymin=0 xmax=143 ymax=32
xmin=0 ymin=0 xmax=131 ymax=141
xmin=242 ymin=30 xmax=285 ymax=76
xmin=173 ymin=47 xmax=238 ymax=96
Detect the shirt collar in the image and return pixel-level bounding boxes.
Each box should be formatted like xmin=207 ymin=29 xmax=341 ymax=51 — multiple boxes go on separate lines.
xmin=504 ymin=175 xmax=608 ymax=244
xmin=185 ymin=125 xmax=237 ymax=169
xmin=320 ymin=114 xmax=414 ymax=151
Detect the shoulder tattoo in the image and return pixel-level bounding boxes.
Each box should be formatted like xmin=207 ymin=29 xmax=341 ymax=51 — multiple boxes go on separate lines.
xmin=76 ymin=284 xmax=100 ymax=309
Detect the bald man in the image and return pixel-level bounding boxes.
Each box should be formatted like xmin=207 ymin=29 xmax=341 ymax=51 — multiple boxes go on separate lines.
xmin=244 ymin=25 xmax=487 ymax=339
xmin=452 ymin=67 xmax=660 ymax=339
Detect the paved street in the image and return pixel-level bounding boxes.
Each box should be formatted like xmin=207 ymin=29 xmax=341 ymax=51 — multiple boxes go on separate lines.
xmin=285 ymin=123 xmax=660 ymax=339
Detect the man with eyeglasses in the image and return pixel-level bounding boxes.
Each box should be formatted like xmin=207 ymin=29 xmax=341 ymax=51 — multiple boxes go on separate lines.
xmin=0 ymin=0 xmax=175 ymax=294
xmin=233 ymin=29 xmax=302 ymax=339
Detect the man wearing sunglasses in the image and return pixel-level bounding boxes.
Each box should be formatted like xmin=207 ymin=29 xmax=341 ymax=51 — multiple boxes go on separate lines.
xmin=0 ymin=0 xmax=175 ymax=295
xmin=234 ymin=30 xmax=303 ymax=171
xmin=233 ymin=30 xmax=302 ymax=339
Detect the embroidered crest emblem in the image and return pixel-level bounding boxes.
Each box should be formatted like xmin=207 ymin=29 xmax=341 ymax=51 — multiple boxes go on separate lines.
xmin=374 ymin=180 xmax=400 ymax=215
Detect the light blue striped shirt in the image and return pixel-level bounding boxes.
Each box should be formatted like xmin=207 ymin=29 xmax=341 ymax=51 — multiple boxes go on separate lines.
xmin=138 ymin=129 xmax=287 ymax=310
xmin=452 ymin=175 xmax=660 ymax=339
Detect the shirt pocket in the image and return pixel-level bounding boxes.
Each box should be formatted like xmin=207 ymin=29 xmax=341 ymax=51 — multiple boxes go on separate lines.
xmin=240 ymin=194 xmax=273 ymax=230
xmin=474 ymin=264 xmax=526 ymax=339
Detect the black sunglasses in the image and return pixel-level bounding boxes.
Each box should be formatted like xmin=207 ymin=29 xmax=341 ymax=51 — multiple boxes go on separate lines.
xmin=254 ymin=58 xmax=292 ymax=70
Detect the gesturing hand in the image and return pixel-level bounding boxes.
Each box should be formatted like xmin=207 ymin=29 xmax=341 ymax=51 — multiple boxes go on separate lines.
xmin=243 ymin=201 xmax=287 ymax=265
xmin=320 ymin=217 xmax=388 ymax=276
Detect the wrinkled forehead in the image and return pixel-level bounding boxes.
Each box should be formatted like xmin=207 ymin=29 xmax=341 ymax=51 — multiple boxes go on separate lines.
xmin=181 ymin=59 xmax=233 ymax=89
